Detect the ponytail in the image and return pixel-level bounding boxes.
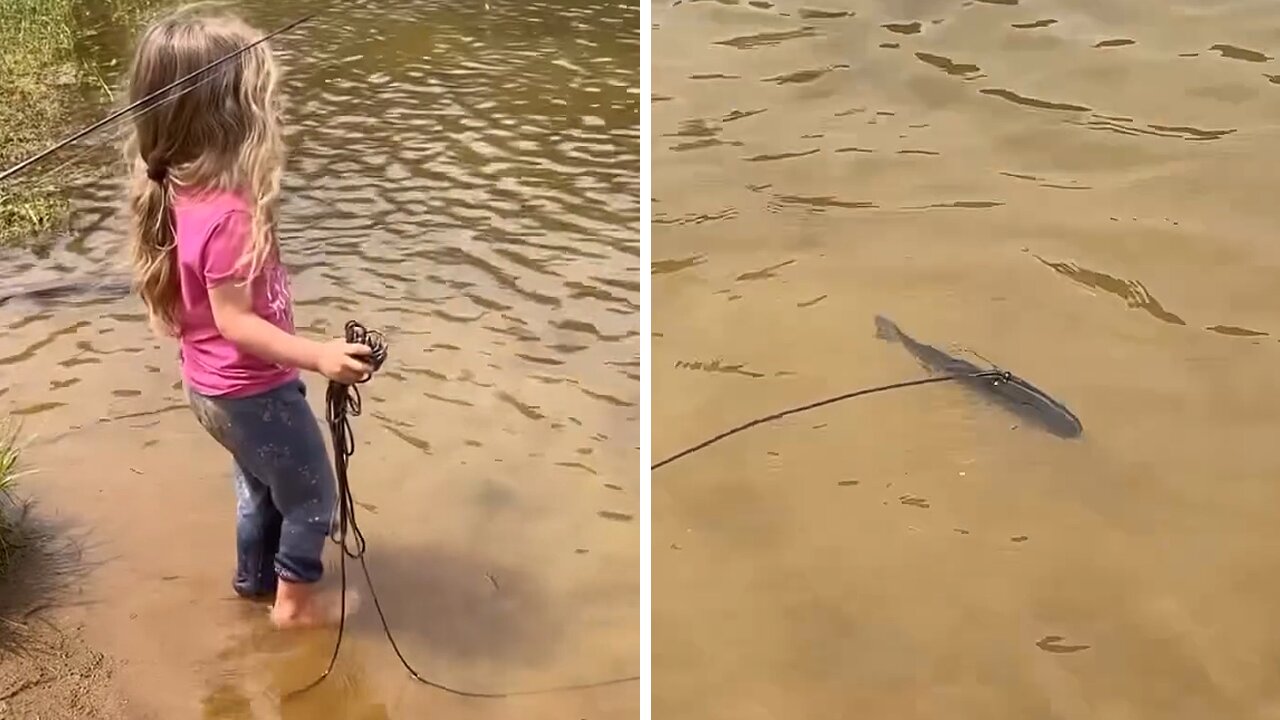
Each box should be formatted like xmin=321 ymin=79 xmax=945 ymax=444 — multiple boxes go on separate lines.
xmin=128 ymin=158 xmax=180 ymax=336
xmin=123 ymin=9 xmax=287 ymax=333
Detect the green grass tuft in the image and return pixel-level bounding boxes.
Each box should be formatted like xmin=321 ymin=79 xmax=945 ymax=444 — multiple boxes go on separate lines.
xmin=0 ymin=419 xmax=31 ymax=571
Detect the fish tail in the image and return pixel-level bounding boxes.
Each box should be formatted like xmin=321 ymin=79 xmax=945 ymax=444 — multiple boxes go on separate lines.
xmin=873 ymin=315 xmax=901 ymax=342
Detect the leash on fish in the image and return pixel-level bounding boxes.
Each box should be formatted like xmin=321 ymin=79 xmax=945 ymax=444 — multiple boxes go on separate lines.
xmin=289 ymin=320 xmax=639 ymax=700
xmin=651 ymin=369 xmax=1018 ymax=471
xmin=654 ymin=315 xmax=1086 ymax=470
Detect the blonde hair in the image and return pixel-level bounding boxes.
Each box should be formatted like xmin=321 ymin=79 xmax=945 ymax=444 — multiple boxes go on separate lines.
xmin=124 ymin=6 xmax=284 ymax=335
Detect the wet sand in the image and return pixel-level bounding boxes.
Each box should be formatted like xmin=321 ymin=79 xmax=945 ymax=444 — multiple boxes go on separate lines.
xmin=0 ymin=520 xmax=129 ymax=720
xmin=653 ymin=0 xmax=1280 ymax=718
xmin=0 ymin=0 xmax=639 ymax=717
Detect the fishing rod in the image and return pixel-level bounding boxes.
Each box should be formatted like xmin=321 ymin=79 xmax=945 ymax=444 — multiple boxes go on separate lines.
xmin=651 ymin=370 xmax=1013 ymax=471
xmin=0 ymin=13 xmax=316 ymax=184
xmin=290 ymin=321 xmax=640 ymax=700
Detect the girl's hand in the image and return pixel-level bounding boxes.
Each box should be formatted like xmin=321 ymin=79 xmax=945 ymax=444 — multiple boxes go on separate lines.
xmin=317 ymin=340 xmax=373 ymax=384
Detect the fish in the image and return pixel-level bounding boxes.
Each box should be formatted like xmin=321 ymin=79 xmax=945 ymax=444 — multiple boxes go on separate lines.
xmin=874 ymin=315 xmax=1083 ymax=439
xmin=0 ymin=274 xmax=133 ymax=308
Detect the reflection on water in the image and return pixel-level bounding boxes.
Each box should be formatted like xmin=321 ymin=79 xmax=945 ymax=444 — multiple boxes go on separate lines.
xmin=654 ymin=0 xmax=1280 ymax=718
xmin=0 ymin=0 xmax=638 ymax=717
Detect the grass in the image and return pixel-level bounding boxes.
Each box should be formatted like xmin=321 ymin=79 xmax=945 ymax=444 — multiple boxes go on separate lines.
xmin=0 ymin=0 xmax=164 ymax=247
xmin=0 ymin=0 xmax=81 ymax=247
xmin=0 ymin=419 xmax=32 ymax=572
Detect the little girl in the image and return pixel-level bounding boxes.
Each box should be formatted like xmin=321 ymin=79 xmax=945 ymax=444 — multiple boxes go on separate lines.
xmin=124 ymin=8 xmax=369 ymax=628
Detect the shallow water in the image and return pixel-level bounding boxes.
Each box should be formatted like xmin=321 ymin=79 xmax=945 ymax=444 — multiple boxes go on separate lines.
xmin=653 ymin=1 xmax=1280 ymax=718
xmin=0 ymin=0 xmax=638 ymax=717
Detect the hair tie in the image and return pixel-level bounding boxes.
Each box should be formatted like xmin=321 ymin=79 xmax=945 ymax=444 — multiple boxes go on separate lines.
xmin=146 ymin=163 xmax=168 ymax=183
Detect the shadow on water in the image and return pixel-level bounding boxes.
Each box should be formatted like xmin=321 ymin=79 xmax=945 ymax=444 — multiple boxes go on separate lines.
xmin=0 ymin=507 xmax=111 ymax=645
xmin=198 ymin=544 xmax=561 ymax=718
xmin=349 ymin=543 xmax=564 ymax=666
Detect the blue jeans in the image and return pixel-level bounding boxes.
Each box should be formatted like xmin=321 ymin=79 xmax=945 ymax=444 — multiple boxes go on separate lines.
xmin=186 ymin=378 xmax=335 ymax=597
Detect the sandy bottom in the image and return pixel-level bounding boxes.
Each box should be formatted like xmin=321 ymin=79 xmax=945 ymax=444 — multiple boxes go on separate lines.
xmin=0 ymin=516 xmax=128 ymax=720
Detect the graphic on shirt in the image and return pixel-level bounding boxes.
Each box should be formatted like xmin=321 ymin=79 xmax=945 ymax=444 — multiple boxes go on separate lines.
xmin=264 ymin=261 xmax=295 ymax=330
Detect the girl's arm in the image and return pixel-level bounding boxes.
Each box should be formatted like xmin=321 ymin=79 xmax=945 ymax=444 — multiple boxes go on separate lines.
xmin=209 ymin=282 xmax=370 ymax=384
xmin=202 ymin=211 xmax=370 ymax=384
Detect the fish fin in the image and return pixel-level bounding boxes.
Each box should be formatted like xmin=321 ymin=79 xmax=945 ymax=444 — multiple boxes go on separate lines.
xmin=873 ymin=315 xmax=901 ymax=341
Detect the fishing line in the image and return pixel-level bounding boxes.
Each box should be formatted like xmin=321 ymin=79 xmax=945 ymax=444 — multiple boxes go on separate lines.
xmin=289 ymin=320 xmax=640 ymax=700
xmin=0 ymin=13 xmax=316 ymax=184
xmin=651 ymin=370 xmax=1010 ymax=471
xmin=1 ymin=68 xmax=231 ymax=198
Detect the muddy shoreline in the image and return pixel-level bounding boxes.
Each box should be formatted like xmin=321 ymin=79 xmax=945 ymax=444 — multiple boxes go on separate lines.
xmin=0 ymin=512 xmax=130 ymax=720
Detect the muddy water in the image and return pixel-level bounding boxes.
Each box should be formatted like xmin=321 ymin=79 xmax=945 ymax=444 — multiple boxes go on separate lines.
xmin=653 ymin=1 xmax=1280 ymax=718
xmin=0 ymin=0 xmax=638 ymax=717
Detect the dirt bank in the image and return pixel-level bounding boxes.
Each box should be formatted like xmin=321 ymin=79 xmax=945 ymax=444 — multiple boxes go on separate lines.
xmin=0 ymin=512 xmax=129 ymax=720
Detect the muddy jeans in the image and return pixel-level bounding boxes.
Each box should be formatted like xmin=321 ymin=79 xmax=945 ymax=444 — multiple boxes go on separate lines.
xmin=186 ymin=378 xmax=335 ymax=597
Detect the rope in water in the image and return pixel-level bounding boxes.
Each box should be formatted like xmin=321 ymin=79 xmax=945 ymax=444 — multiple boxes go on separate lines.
xmin=288 ymin=320 xmax=639 ymax=699
xmin=651 ymin=370 xmax=1010 ymax=471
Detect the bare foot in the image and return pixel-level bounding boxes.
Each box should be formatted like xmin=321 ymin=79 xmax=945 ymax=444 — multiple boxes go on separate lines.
xmin=270 ymin=581 xmax=359 ymax=630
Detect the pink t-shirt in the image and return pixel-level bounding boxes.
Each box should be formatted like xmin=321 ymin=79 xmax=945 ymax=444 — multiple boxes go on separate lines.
xmin=174 ymin=190 xmax=299 ymax=398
